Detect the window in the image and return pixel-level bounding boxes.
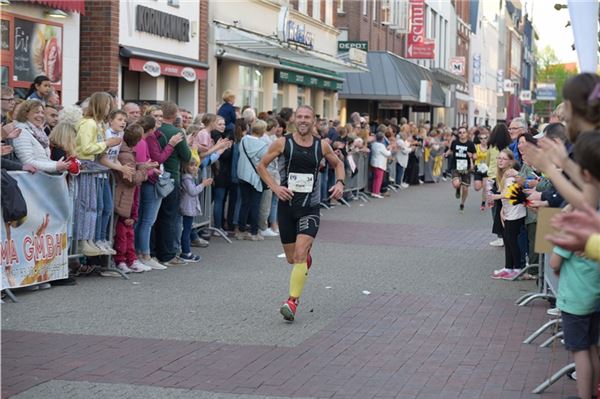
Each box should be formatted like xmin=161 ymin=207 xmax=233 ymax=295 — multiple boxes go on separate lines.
xmin=298 ymin=0 xmax=308 ymax=14
xmin=323 ymin=94 xmax=331 ymax=119
xmin=372 ymin=0 xmax=377 ymax=21
xmin=297 ymin=86 xmax=305 ymax=106
xmin=337 ymin=0 xmax=344 ymax=13
xmin=362 ymin=0 xmax=367 ymax=15
xmin=239 ymin=65 xmax=264 ymax=110
xmin=326 ymin=0 xmax=334 ymax=24
xmin=272 ymin=83 xmax=283 ymax=113
xmin=313 ymin=0 xmax=321 ymax=21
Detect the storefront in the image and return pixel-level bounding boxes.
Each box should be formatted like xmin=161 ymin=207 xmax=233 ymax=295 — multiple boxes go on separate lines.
xmin=1 ymin=0 xmax=83 ymax=105
xmin=209 ymin=3 xmax=365 ymax=118
xmin=339 ymin=52 xmax=446 ymax=125
xmin=118 ymin=1 xmax=208 ymax=112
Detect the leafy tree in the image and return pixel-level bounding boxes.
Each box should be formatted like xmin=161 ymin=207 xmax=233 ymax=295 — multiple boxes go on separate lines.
xmin=534 ymin=45 xmax=576 ymax=117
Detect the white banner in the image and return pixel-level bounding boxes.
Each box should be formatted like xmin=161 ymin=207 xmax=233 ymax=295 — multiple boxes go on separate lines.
xmin=567 ymin=0 xmax=599 ymax=73
xmin=1 ymin=172 xmax=70 ymax=289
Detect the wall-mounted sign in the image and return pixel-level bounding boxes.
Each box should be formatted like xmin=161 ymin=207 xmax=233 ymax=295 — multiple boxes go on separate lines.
xmin=472 ymin=54 xmax=481 ymax=84
xmin=276 ymin=70 xmax=343 ymax=90
xmin=503 ymin=79 xmax=514 ymax=92
xmin=536 ymin=83 xmax=557 ymax=101
xmin=496 ymin=69 xmax=504 ymax=96
xmin=519 ymin=90 xmax=532 ymax=102
xmin=450 ymin=56 xmax=465 ymax=76
xmin=348 ymin=48 xmax=367 ymax=64
xmin=378 ymin=101 xmax=403 ymax=110
xmin=337 ymin=41 xmax=368 ymax=52
xmin=129 ymin=58 xmax=206 ymax=81
xmin=419 ymin=79 xmax=432 ymax=103
xmin=135 ymin=5 xmax=190 ymax=42
xmin=286 ymin=20 xmax=314 ymax=48
xmin=406 ymin=0 xmax=435 ymax=59
xmin=14 ymin=18 xmax=62 ymax=83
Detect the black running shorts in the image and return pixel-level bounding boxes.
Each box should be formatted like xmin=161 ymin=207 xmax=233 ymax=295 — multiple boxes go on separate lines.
xmin=277 ymin=204 xmax=320 ymax=244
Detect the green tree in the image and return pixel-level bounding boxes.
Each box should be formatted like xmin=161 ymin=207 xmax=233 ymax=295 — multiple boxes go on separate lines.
xmin=534 ymin=45 xmax=576 ymax=117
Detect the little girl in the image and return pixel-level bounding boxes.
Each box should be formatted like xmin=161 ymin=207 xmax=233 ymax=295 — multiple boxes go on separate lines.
xmin=179 ymin=159 xmax=213 ymax=262
xmin=490 ymin=149 xmax=526 ymax=280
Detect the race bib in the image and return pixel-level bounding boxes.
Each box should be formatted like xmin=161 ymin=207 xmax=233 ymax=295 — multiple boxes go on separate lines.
xmin=456 ymin=159 xmax=468 ymax=172
xmin=288 ymin=173 xmax=314 ymax=193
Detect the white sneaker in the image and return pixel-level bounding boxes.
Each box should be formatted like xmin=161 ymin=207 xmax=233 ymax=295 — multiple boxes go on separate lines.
xmin=130 ymin=260 xmax=151 ymax=272
xmin=492 ymin=268 xmax=508 ymax=276
xmin=116 ymin=262 xmax=132 ymax=274
xmin=80 ymin=240 xmax=103 ymax=257
xmin=96 ymin=241 xmax=116 ymax=255
xmin=547 ymin=308 xmax=561 ymax=317
xmin=400 ymin=183 xmax=409 ymax=189
xmin=260 ymin=228 xmax=279 ymax=237
xmin=141 ymin=257 xmax=167 ymax=270
xmin=371 ymin=193 xmax=383 ymax=199
xmin=489 ymin=238 xmax=504 ymax=247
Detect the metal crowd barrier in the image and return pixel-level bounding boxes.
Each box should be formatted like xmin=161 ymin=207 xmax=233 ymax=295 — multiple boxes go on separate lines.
xmin=192 ymin=166 xmax=231 ymax=243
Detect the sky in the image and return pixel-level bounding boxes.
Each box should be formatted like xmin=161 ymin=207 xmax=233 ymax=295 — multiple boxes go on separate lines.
xmin=527 ymin=0 xmax=578 ymax=63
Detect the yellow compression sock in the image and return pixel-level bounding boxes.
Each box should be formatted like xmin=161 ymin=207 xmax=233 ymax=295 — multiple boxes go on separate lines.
xmin=289 ymin=262 xmax=308 ymax=299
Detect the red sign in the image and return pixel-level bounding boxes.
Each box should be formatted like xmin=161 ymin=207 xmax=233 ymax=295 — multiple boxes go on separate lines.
xmin=406 ymin=0 xmax=435 ymax=59
xmin=129 ymin=58 xmax=207 ymax=81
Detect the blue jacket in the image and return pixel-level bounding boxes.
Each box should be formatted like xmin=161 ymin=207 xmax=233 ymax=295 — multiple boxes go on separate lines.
xmin=217 ymin=102 xmax=237 ymax=132
xmin=237 ymin=135 xmax=268 ymax=192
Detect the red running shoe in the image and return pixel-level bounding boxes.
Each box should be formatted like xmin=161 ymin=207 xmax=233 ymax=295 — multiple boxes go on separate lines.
xmin=280 ymin=298 xmax=298 ymax=322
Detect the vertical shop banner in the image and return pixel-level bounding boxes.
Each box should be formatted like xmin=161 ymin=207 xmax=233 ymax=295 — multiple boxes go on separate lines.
xmin=14 ymin=18 xmax=62 ymax=83
xmin=1 ymin=172 xmax=70 ymax=289
xmin=406 ymin=0 xmax=435 ymax=59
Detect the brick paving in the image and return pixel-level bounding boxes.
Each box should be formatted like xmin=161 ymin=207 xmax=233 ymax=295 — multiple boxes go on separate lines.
xmin=3 ymin=293 xmax=573 ymax=399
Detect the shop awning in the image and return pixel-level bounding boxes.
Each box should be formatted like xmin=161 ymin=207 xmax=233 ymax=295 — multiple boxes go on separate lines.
xmin=339 ymin=51 xmax=446 ymax=107
xmin=431 ymin=67 xmax=465 ymax=86
xmin=27 ymin=0 xmax=85 ymax=14
xmin=213 ymin=20 xmax=367 ymax=77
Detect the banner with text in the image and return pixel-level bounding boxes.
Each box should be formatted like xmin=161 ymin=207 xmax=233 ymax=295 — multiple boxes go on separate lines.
xmin=1 ymin=172 xmax=69 ymax=289
xmin=406 ymin=0 xmax=435 ymax=59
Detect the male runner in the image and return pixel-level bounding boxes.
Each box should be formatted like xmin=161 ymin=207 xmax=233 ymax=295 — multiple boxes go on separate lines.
xmin=444 ymin=127 xmax=476 ymax=212
xmin=257 ymin=105 xmax=345 ymax=322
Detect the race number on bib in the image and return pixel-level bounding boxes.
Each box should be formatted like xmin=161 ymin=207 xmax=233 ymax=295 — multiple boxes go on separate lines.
xmin=456 ymin=159 xmax=468 ymax=172
xmin=288 ymin=173 xmax=314 ymax=193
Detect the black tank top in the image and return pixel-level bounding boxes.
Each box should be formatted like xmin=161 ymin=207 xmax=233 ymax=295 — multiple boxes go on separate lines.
xmin=280 ymin=135 xmax=323 ymax=208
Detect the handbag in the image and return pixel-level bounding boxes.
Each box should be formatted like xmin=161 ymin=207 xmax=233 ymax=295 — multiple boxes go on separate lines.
xmin=241 ymin=140 xmax=268 ymax=191
xmin=155 ymin=171 xmax=175 ymax=198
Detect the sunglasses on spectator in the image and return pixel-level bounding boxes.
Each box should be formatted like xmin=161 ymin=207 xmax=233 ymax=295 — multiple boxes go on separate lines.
xmin=1 ymin=98 xmax=15 ymax=102
xmin=480 ymin=136 xmax=488 ymax=140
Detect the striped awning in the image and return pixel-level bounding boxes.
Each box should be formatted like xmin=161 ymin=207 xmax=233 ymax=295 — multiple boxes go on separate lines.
xmin=27 ymin=0 xmax=85 ymax=14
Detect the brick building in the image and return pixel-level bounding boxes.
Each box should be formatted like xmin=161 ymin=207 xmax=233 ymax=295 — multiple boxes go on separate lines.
xmin=79 ymin=0 xmax=209 ymax=113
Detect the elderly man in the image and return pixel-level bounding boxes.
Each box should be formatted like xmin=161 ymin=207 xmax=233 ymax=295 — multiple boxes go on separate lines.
xmin=123 ymin=102 xmax=141 ymax=125
xmin=508 ymin=117 xmax=526 ymax=163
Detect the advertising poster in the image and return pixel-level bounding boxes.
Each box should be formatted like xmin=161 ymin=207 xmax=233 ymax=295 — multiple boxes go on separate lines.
xmin=1 ymin=172 xmax=70 ymax=289
xmin=14 ymin=18 xmax=62 ymax=83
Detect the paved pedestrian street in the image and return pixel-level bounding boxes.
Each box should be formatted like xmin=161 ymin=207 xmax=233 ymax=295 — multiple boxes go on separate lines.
xmin=2 ymin=182 xmax=574 ymax=399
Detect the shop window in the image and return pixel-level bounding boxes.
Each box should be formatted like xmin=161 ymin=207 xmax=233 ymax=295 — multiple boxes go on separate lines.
xmin=165 ymin=76 xmax=179 ymax=103
xmin=298 ymin=0 xmax=308 ymax=14
xmin=239 ymin=65 xmax=264 ymax=110
xmin=313 ymin=0 xmax=321 ymax=21
xmin=297 ymin=86 xmax=305 ymax=106
xmin=272 ymin=82 xmax=283 ymax=113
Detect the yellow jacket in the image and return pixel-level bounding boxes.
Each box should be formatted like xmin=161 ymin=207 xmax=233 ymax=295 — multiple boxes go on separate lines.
xmin=76 ymin=118 xmax=106 ymax=160
xmin=585 ymin=234 xmax=600 ymax=262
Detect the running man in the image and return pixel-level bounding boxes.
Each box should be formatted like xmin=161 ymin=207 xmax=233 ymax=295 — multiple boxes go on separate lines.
xmin=444 ymin=127 xmax=476 ymax=212
xmin=257 ymin=105 xmax=345 ymax=322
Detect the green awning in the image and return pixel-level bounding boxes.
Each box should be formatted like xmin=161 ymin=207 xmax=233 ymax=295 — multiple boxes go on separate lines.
xmin=276 ymin=70 xmax=343 ymax=91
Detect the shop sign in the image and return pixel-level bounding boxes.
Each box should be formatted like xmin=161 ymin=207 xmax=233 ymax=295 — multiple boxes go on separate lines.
xmin=286 ymin=20 xmax=314 ymax=49
xmin=14 ymin=18 xmax=62 ymax=83
xmin=135 ymin=5 xmax=190 ymax=42
xmin=406 ymin=0 xmax=435 ymax=59
xmin=378 ymin=101 xmax=403 ymax=110
xmin=536 ymin=83 xmax=557 ymax=101
xmin=337 ymin=41 xmax=368 ymax=52
xmin=449 ymin=56 xmax=465 ymax=76
xmin=129 ymin=58 xmax=206 ymax=81
xmin=472 ymin=54 xmax=481 ymax=84
xmin=519 ymin=90 xmax=532 ymax=102
xmin=348 ymin=48 xmax=367 ymax=64
xmin=277 ymin=70 xmax=343 ymax=90
xmin=503 ymin=79 xmax=514 ymax=92
xmin=496 ymin=69 xmax=504 ymax=96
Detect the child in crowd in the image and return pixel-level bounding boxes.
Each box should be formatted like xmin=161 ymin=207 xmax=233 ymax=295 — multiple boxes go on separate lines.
xmin=550 ymin=240 xmax=600 ymax=399
xmin=113 ymin=124 xmax=157 ymax=273
xmin=179 ymin=159 xmax=213 ymax=262
xmin=490 ymin=149 xmax=525 ymax=280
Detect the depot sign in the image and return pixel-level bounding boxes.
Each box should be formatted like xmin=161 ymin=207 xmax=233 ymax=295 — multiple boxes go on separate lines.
xmin=406 ymin=0 xmax=434 ymax=59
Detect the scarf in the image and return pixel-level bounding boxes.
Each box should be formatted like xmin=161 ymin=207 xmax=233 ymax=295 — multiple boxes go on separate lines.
xmin=27 ymin=121 xmax=49 ymax=149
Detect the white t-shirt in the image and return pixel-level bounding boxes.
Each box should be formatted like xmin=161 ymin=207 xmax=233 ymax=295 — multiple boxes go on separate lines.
xmin=105 ymin=128 xmax=123 ymax=163
xmin=501 ymin=176 xmax=526 ymax=220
